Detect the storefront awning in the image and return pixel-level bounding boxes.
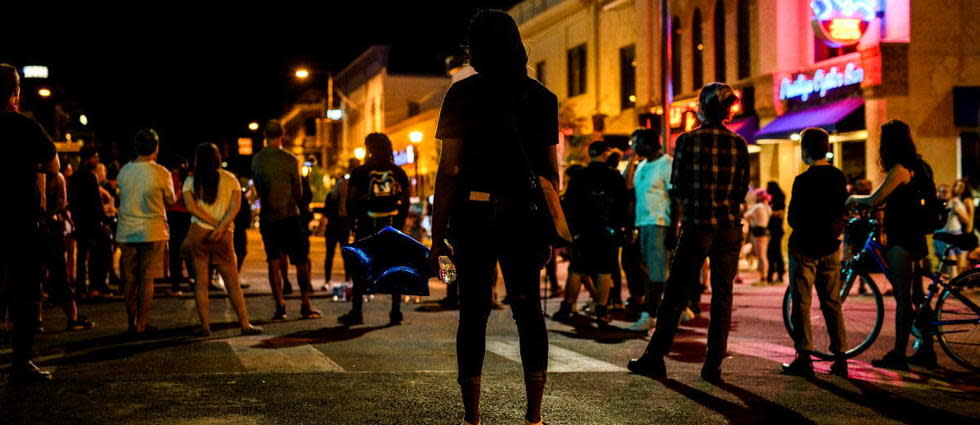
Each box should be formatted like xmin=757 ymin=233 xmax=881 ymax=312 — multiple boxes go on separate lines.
xmin=726 ymin=116 xmax=759 ymax=142
xmin=754 ymin=97 xmax=864 ymax=140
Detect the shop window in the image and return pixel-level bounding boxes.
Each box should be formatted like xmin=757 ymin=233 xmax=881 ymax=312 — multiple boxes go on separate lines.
xmin=567 ymin=44 xmax=587 ymax=97
xmin=671 ymin=17 xmax=682 ymax=96
xmin=737 ymin=0 xmax=751 ymax=79
xmin=839 ymin=140 xmax=867 ymax=183
xmin=714 ymin=0 xmax=726 ymax=82
xmin=620 ymin=44 xmax=637 ymax=110
xmin=691 ymin=8 xmax=704 ymax=91
xmin=814 ymin=38 xmax=857 ymax=62
xmin=535 ymin=60 xmax=546 ymax=85
xmin=962 ymin=132 xmax=980 ymax=190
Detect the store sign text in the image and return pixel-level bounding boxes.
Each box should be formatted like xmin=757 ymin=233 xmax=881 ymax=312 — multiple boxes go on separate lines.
xmin=779 ymin=63 xmax=864 ymax=102
xmin=811 ymin=0 xmax=876 ymax=47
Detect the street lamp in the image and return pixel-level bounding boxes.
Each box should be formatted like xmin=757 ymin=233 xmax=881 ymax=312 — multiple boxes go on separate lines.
xmin=248 ymin=122 xmax=260 ymax=131
xmin=79 ymin=114 xmax=89 ymax=126
xmin=353 ymin=147 xmax=366 ymax=161
xmin=294 ymin=68 xmax=311 ymax=79
xmin=38 ymin=88 xmax=52 ymax=98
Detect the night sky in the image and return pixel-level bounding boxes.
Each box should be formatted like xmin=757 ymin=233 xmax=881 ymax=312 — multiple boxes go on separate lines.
xmin=3 ymin=1 xmax=521 ymax=158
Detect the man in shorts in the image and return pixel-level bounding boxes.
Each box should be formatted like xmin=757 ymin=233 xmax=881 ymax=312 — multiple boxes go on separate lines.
xmin=252 ymin=120 xmax=321 ymax=320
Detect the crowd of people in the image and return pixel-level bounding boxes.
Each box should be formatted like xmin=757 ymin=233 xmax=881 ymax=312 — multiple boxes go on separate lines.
xmin=2 ymin=9 xmax=978 ymax=425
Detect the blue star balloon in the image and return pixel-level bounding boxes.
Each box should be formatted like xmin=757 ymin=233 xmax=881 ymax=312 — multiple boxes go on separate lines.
xmin=341 ymin=226 xmax=431 ymax=296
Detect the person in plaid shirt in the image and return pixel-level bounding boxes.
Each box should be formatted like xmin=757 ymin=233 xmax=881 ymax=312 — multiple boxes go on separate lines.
xmin=628 ymin=82 xmax=750 ymax=382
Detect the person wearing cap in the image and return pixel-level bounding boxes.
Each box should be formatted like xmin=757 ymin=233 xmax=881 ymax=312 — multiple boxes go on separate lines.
xmin=628 ymin=82 xmax=750 ymax=382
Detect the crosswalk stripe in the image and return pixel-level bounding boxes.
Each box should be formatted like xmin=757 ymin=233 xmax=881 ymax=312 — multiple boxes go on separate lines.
xmin=219 ymin=336 xmax=345 ymax=373
xmin=486 ymin=338 xmax=627 ymax=372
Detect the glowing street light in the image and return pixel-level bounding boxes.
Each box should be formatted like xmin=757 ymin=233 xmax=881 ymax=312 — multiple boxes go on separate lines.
xmin=353 ymin=147 xmax=366 ymax=160
xmin=38 ymin=88 xmax=52 ymax=98
xmin=79 ymin=114 xmax=89 ymax=126
xmin=409 ymin=131 xmax=424 ymax=143
xmin=294 ymin=68 xmax=311 ymax=79
xmin=248 ymin=122 xmax=260 ymax=131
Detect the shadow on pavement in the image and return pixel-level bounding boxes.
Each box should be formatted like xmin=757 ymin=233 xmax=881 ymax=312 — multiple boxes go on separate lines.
xmin=549 ymin=314 xmax=647 ymax=344
xmin=809 ymin=375 xmax=980 ymax=423
xmin=259 ymin=324 xmax=394 ymax=348
xmin=660 ymin=378 xmax=818 ymax=424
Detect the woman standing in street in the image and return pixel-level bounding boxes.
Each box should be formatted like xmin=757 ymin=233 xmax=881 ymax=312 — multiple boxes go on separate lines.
xmin=847 ymin=120 xmax=937 ymax=370
xmin=766 ymin=181 xmax=786 ymax=283
xmin=181 ymin=143 xmax=261 ymax=337
xmin=746 ymin=189 xmax=772 ymax=285
xmin=429 ymin=10 xmax=559 ymax=425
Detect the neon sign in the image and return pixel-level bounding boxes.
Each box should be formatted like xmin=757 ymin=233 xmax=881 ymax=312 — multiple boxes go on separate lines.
xmin=779 ymin=62 xmax=865 ymax=102
xmin=810 ymin=0 xmax=876 ymax=47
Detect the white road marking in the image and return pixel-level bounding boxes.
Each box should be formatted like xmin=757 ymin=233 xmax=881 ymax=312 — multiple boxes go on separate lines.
xmin=218 ymin=336 xmax=345 ymax=373
xmin=486 ymin=338 xmax=627 ymax=372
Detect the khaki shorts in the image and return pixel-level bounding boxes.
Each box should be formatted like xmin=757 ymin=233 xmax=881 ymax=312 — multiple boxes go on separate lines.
xmin=181 ymin=223 xmax=237 ymax=270
xmin=120 ymin=241 xmax=166 ymax=289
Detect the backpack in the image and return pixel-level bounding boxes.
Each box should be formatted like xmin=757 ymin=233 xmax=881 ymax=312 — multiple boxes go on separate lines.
xmin=910 ymin=161 xmax=948 ymax=235
xmin=365 ymin=168 xmax=405 ymax=217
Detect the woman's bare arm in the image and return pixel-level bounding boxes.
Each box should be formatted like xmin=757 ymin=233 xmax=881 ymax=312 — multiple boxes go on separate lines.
xmin=847 ymin=165 xmax=911 ymax=207
xmin=430 ymin=138 xmax=462 ymax=252
xmin=182 ymin=190 xmax=220 ymax=227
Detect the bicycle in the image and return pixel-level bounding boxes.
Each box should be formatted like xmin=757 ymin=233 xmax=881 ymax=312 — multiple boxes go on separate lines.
xmin=781 ymin=208 xmax=980 ymax=371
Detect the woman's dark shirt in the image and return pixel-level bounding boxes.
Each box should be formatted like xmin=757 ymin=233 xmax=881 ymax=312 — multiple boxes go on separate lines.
xmin=0 ymin=112 xmax=56 ymax=230
xmin=435 ymin=74 xmax=559 ymax=205
xmin=883 ymin=160 xmax=932 ymax=259
xmin=788 ymin=165 xmax=848 ymax=257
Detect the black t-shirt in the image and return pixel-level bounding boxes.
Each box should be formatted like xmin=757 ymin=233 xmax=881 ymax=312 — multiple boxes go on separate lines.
xmin=348 ymin=161 xmax=410 ymax=227
xmin=563 ymin=161 xmax=630 ymax=237
xmin=788 ymin=164 xmax=848 ymax=257
xmin=0 ymin=112 xmax=56 ymax=230
xmin=435 ymin=74 xmax=559 ymax=203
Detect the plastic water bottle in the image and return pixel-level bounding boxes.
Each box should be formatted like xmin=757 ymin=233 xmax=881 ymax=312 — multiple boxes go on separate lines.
xmin=438 ymin=255 xmax=456 ymax=284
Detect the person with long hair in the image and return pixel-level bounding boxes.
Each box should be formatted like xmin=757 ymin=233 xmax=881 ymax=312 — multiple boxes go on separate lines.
xmin=953 ymin=178 xmax=975 ymax=234
xmin=430 ymin=10 xmax=558 ymax=425
xmin=337 ymin=133 xmax=410 ymax=326
xmin=181 ymin=143 xmax=261 ymax=336
xmin=847 ymin=119 xmax=937 ymax=370
xmin=766 ymin=181 xmax=787 ymax=283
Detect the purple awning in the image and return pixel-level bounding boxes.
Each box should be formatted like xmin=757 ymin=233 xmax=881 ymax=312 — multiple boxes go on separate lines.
xmin=754 ymin=97 xmax=864 ymax=140
xmin=726 ymin=116 xmax=759 ymax=142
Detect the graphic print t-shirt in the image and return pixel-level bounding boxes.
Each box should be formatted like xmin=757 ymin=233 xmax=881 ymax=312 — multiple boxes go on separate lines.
xmin=348 ymin=162 xmax=410 ymax=220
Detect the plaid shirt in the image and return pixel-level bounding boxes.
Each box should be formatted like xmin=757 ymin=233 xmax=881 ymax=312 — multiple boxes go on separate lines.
xmin=670 ymin=123 xmax=750 ymax=229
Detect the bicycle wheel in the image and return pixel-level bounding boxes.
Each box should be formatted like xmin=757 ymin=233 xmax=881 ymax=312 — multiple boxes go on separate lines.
xmin=935 ymin=269 xmax=980 ymax=372
xmin=783 ymin=270 xmax=884 ymax=360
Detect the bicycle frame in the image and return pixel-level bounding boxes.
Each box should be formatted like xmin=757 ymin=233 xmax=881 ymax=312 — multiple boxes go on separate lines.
xmin=840 ymin=218 xmax=892 ymax=302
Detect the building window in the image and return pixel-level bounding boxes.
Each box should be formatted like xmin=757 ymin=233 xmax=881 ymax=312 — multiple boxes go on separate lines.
xmin=714 ymin=0 xmax=726 ymax=82
xmin=962 ymin=132 xmax=980 ymax=189
xmin=692 ymin=8 xmax=704 ymax=91
xmin=407 ymin=101 xmax=420 ymax=118
xmin=671 ymin=17 xmax=682 ymax=97
xmin=620 ymin=44 xmax=637 ymax=110
xmin=567 ymin=44 xmax=587 ymax=97
xmin=737 ymin=0 xmax=751 ymax=79
xmin=535 ymin=61 xmax=546 ymax=85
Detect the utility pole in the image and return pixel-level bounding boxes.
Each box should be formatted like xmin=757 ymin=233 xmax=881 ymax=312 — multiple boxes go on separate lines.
xmin=661 ymin=0 xmax=672 ymax=155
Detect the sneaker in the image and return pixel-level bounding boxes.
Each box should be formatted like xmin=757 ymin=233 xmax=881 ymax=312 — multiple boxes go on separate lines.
xmin=337 ymin=311 xmax=364 ymax=326
xmin=908 ymin=347 xmax=940 ymax=369
xmin=679 ymin=307 xmax=696 ymax=323
xmin=300 ymin=305 xmax=323 ymax=320
xmin=389 ymin=311 xmax=404 ymax=325
xmin=272 ymin=305 xmax=287 ymax=321
xmin=551 ymin=302 xmax=573 ymax=323
xmin=241 ymin=325 xmax=263 ymax=336
xmin=9 ymin=362 xmax=52 ymax=384
xmin=700 ymin=366 xmax=723 ymax=383
xmin=627 ymin=356 xmax=666 ymax=379
xmin=165 ymin=289 xmax=183 ymax=297
xmin=779 ymin=356 xmax=815 ymax=377
xmin=67 ymin=315 xmax=95 ymax=331
xmin=830 ymin=356 xmax=849 ymax=377
xmin=627 ymin=312 xmax=656 ymax=332
xmin=871 ymin=351 xmax=909 ymax=371
xmin=751 ymin=279 xmax=770 ymax=287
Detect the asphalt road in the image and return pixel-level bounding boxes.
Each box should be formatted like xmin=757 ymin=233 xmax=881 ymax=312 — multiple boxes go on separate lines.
xmin=2 ymin=230 xmax=979 ymax=424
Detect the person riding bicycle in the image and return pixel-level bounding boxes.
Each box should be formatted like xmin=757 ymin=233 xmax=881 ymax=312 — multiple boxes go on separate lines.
xmin=780 ymin=128 xmax=849 ymax=378
xmin=847 ymin=120 xmax=939 ymax=371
